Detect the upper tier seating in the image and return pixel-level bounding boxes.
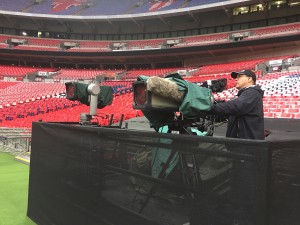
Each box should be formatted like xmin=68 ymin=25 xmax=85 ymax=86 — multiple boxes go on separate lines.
xmin=176 ymin=33 xmax=229 ymax=47
xmin=193 ymin=54 xmax=298 ymax=75
xmin=127 ymin=39 xmax=165 ymax=49
xmin=0 ymin=0 xmax=32 ymax=12
xmin=0 ymin=35 xmax=10 ymax=43
xmin=66 ymin=47 xmax=111 ymax=52
xmin=0 ymin=0 xmax=230 ymax=15
xmin=187 ymin=0 xmax=230 ymax=8
xmin=1 ymin=22 xmax=299 ymax=52
xmin=13 ymin=45 xmax=60 ymax=51
xmin=0 ymin=35 xmax=62 ymax=51
xmin=65 ymin=40 xmax=112 ymax=52
xmin=78 ymin=41 xmax=110 ymax=48
xmin=28 ymin=38 xmax=62 ymax=46
xmin=251 ymin=23 xmax=300 ymax=37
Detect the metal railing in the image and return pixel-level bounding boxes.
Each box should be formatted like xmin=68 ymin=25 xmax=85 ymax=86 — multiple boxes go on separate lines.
xmin=0 ymin=127 xmax=31 ymax=156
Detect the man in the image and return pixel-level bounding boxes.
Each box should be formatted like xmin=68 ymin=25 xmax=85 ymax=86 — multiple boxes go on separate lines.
xmin=209 ymin=70 xmax=265 ymax=225
xmin=210 ymin=69 xmax=264 ymax=140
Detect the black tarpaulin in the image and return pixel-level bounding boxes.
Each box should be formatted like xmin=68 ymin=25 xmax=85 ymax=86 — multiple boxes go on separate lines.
xmin=27 ymin=121 xmax=300 ymax=225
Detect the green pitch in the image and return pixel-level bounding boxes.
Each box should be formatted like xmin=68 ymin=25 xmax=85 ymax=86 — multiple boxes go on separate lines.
xmin=0 ymin=152 xmax=36 ymax=225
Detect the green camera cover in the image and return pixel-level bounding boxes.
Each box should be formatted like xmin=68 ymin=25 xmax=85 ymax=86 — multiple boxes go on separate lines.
xmin=67 ymin=82 xmax=113 ymax=109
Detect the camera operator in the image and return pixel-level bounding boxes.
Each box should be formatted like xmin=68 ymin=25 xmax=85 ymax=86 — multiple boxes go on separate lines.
xmin=207 ymin=70 xmax=265 ymax=225
xmin=209 ymin=70 xmax=264 ymax=140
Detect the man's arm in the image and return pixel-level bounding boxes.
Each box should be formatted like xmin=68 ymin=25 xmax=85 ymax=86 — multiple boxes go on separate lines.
xmin=210 ymin=89 xmax=260 ymax=116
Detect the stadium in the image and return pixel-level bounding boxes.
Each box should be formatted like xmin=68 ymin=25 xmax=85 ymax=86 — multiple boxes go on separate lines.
xmin=0 ymin=0 xmax=300 ymax=225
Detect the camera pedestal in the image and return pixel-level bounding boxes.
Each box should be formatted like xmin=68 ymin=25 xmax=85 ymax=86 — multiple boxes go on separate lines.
xmin=80 ymin=113 xmax=93 ymax=125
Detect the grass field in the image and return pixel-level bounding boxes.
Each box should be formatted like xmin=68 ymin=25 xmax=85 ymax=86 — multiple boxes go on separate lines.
xmin=0 ymin=152 xmax=36 ymax=225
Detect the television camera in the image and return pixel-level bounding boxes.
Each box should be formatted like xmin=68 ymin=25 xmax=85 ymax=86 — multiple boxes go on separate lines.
xmin=60 ymin=77 xmax=247 ymax=225
xmin=131 ymin=74 xmax=231 ymax=217
xmin=132 ymin=74 xmax=228 ymax=136
xmin=65 ymin=82 xmax=113 ymax=125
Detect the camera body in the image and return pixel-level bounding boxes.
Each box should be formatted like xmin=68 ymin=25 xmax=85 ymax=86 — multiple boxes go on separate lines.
xmin=65 ymin=82 xmax=113 ymax=124
xmin=133 ymin=77 xmax=227 ymax=112
xmin=132 ymin=76 xmax=228 ymax=134
xmin=133 ymin=81 xmax=180 ymax=111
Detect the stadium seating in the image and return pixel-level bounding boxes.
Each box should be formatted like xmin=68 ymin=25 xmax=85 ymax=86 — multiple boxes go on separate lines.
xmin=251 ymin=23 xmax=300 ymax=37
xmin=0 ymin=35 xmax=9 ymax=43
xmin=0 ymin=81 xmax=19 ymax=90
xmin=1 ymin=69 xmax=299 ymax=131
xmin=101 ymin=81 xmax=133 ymax=95
xmin=0 ymin=65 xmax=42 ymax=78
xmin=177 ymin=33 xmax=229 ymax=47
xmin=53 ymin=68 xmax=125 ymax=80
xmin=0 ymin=0 xmax=233 ymax=15
xmin=0 ymin=22 xmax=299 ymax=52
xmin=127 ymin=39 xmax=165 ymax=49
xmin=53 ymin=69 xmax=101 ymax=80
xmin=0 ymin=82 xmax=65 ymax=106
xmin=187 ymin=0 xmax=230 ymax=8
xmin=0 ymin=0 xmax=31 ymax=12
xmin=0 ymin=56 xmax=300 ymax=130
xmin=66 ymin=47 xmax=112 ymax=52
xmin=27 ymin=38 xmax=62 ymax=47
xmin=78 ymin=41 xmax=111 ymax=48
xmin=123 ymin=68 xmax=181 ymax=80
xmin=13 ymin=45 xmax=60 ymax=51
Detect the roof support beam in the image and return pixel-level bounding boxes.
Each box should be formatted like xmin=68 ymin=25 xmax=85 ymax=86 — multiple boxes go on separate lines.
xmin=158 ymin=15 xmax=170 ymax=28
xmin=187 ymin=11 xmax=201 ymax=24
xmin=82 ymin=20 xmax=95 ymax=32
xmin=131 ymin=18 xmax=144 ymax=31
xmin=247 ymin=46 xmax=255 ymax=53
xmin=106 ymin=19 xmax=119 ymax=32
xmin=208 ymin=50 xmax=216 ymax=57
xmin=222 ymin=5 xmax=231 ymax=18
xmin=56 ymin=19 xmax=69 ymax=31
xmin=31 ymin=17 xmax=44 ymax=30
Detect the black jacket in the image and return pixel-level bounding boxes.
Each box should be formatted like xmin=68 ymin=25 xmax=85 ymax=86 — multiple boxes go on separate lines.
xmin=210 ymin=85 xmax=264 ymax=140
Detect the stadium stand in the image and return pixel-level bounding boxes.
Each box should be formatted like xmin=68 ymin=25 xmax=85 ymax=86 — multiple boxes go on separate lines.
xmin=53 ymin=68 xmax=125 ymax=80
xmin=0 ymin=4 xmax=299 ymax=125
xmin=101 ymin=80 xmax=133 ymax=95
xmin=77 ymin=41 xmax=111 ymax=48
xmin=1 ymin=2 xmax=300 ymax=225
xmin=13 ymin=45 xmax=60 ymax=51
xmin=123 ymin=67 xmax=181 ymax=80
xmin=0 ymin=22 xmax=299 ymax=52
xmin=0 ymin=65 xmax=41 ymax=78
xmin=27 ymin=38 xmax=62 ymax=47
xmin=176 ymin=33 xmax=229 ymax=47
xmin=0 ymin=0 xmax=232 ymax=15
xmin=0 ymin=66 xmax=299 ymax=131
xmin=251 ymin=23 xmax=300 ymax=37
xmin=53 ymin=69 xmax=104 ymax=80
xmin=0 ymin=0 xmax=31 ymax=12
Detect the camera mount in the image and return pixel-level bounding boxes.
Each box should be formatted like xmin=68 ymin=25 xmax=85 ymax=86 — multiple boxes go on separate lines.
xmin=79 ymin=83 xmax=101 ymax=124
